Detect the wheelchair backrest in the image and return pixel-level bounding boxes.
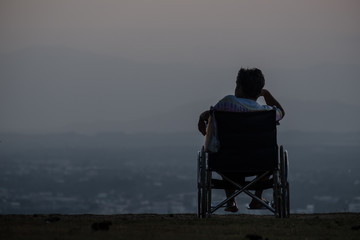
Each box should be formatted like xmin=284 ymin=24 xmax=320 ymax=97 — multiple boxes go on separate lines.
xmin=208 ymin=110 xmax=278 ymax=174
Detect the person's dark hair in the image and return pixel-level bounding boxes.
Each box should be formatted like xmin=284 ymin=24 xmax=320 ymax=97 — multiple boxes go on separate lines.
xmin=236 ymin=68 xmax=265 ymax=98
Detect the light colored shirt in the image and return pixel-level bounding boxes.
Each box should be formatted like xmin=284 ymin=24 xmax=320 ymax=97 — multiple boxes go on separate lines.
xmin=214 ymin=95 xmax=283 ymax=121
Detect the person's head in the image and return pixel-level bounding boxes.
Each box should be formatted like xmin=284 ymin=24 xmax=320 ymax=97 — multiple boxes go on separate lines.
xmin=235 ymin=68 xmax=265 ymax=100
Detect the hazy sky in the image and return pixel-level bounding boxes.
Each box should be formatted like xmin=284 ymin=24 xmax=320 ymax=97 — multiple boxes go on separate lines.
xmin=1 ymin=0 xmax=359 ymax=133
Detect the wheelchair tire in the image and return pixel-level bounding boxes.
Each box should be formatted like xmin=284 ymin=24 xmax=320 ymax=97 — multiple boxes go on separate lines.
xmin=280 ymin=146 xmax=290 ymax=218
xmin=284 ymin=150 xmax=290 ymax=217
xmin=197 ymin=151 xmax=201 ymax=218
xmin=198 ymin=147 xmax=207 ymax=218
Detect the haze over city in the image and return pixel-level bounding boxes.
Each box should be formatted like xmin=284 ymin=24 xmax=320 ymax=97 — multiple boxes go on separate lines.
xmin=1 ymin=0 xmax=360 ymax=215
xmin=1 ymin=0 xmax=359 ymax=134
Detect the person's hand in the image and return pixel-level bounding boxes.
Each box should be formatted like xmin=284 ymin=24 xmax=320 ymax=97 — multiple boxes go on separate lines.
xmin=259 ymin=89 xmax=285 ymax=118
xmin=198 ymin=119 xmax=207 ymax=136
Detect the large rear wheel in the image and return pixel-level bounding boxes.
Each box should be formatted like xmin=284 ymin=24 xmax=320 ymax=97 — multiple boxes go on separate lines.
xmin=280 ymin=146 xmax=290 ymax=218
xmin=198 ymin=147 xmax=207 ymax=218
xmin=197 ymin=150 xmax=201 ymax=217
xmin=283 ymin=149 xmax=290 ymax=217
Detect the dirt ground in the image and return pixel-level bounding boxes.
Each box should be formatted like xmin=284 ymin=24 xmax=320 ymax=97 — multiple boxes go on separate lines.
xmin=0 ymin=213 xmax=359 ymax=240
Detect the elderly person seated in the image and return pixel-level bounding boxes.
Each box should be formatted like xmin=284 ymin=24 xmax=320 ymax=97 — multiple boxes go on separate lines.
xmin=198 ymin=67 xmax=285 ymax=212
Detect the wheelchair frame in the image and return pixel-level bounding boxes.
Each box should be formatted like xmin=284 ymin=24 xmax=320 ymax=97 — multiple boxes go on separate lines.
xmin=197 ymin=110 xmax=290 ymax=218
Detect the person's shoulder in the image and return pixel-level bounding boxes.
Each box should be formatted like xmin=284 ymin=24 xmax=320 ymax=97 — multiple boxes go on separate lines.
xmin=216 ymin=95 xmax=237 ymax=103
xmin=221 ymin=95 xmax=237 ymax=100
xmin=214 ymin=95 xmax=237 ymax=109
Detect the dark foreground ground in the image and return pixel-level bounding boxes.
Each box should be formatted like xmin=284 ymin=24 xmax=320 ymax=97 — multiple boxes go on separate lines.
xmin=0 ymin=213 xmax=359 ymax=240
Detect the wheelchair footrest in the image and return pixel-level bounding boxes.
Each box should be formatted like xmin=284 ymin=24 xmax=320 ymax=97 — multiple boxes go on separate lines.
xmin=211 ymin=178 xmax=273 ymax=190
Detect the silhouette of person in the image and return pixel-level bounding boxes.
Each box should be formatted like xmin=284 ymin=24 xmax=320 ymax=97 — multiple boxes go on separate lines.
xmin=198 ymin=68 xmax=285 ymax=212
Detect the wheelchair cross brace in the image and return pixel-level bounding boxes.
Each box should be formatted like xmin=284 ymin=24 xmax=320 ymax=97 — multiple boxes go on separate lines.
xmin=211 ymin=171 xmax=276 ymax=214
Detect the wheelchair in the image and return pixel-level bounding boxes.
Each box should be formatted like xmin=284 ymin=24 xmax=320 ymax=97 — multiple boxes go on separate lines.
xmin=197 ymin=110 xmax=289 ymax=218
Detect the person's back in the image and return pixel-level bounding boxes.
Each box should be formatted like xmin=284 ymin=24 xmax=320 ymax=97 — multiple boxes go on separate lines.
xmin=213 ymin=95 xmax=283 ymax=120
xmin=197 ymin=67 xmax=285 ymax=211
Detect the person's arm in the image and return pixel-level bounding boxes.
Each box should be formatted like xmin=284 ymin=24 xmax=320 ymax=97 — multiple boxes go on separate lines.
xmin=260 ymin=89 xmax=285 ymax=118
xmin=198 ymin=110 xmax=210 ymax=136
